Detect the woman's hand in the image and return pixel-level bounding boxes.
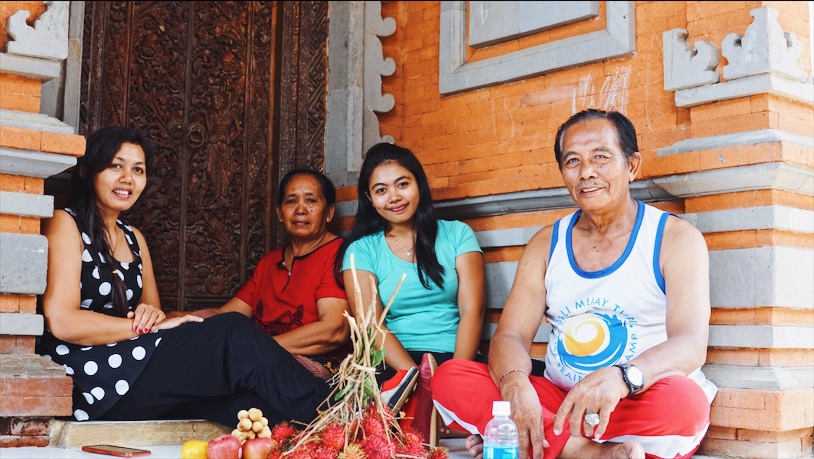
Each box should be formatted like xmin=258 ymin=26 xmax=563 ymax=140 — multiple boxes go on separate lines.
xmin=127 ymin=303 xmax=165 ymax=334
xmin=151 ymin=314 xmax=204 ymax=332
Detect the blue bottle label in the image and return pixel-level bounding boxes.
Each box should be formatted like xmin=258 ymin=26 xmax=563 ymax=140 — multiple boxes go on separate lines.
xmin=484 ymin=445 xmax=518 ymax=459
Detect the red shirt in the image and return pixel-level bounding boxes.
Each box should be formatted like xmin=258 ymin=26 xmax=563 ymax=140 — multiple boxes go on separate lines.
xmin=235 ymin=237 xmax=346 ymax=337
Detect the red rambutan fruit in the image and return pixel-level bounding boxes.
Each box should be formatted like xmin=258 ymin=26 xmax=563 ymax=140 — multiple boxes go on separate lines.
xmin=320 ymin=422 xmax=346 ymax=452
xmin=426 ymin=447 xmax=449 ymax=459
xmin=400 ymin=426 xmax=425 ymax=446
xmin=362 ymin=434 xmax=395 ymax=459
xmin=271 ymin=422 xmax=298 ymax=444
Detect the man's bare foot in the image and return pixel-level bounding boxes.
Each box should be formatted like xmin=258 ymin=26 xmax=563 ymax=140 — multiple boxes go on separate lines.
xmin=561 ymin=436 xmax=645 ymax=459
xmin=610 ymin=441 xmax=645 ymax=459
xmin=465 ymin=434 xmax=483 ymax=459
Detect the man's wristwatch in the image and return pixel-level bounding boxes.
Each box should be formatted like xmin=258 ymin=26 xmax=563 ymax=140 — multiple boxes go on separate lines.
xmin=614 ymin=363 xmax=644 ymax=396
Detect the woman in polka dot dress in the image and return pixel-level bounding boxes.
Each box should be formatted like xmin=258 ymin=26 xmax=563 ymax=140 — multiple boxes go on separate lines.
xmin=37 ymin=126 xmax=333 ymax=427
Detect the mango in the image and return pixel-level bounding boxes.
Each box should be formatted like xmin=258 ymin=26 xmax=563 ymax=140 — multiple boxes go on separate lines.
xmin=180 ymin=439 xmax=209 ymax=459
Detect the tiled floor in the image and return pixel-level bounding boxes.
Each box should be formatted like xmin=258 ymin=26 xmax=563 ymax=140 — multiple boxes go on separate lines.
xmin=0 ymin=438 xmax=471 ymax=459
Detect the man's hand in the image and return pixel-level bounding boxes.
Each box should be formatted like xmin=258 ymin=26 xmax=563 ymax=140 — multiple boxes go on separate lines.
xmin=127 ymin=303 xmax=165 ymax=334
xmin=552 ymin=366 xmax=628 ymax=440
xmin=502 ymin=376 xmax=549 ymax=459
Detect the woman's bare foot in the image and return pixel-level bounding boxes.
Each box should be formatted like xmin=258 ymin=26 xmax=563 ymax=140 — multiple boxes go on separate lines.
xmin=465 ymin=434 xmax=483 ymax=459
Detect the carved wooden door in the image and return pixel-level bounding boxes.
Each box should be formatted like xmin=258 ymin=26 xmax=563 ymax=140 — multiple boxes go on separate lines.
xmin=81 ymin=1 xmax=275 ymax=311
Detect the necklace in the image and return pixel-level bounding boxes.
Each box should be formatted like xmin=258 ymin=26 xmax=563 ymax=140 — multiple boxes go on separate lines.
xmin=388 ymin=232 xmax=415 ymax=257
xmin=108 ymin=228 xmax=120 ymax=253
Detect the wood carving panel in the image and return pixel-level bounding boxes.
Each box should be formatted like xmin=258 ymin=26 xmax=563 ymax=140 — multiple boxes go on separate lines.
xmin=127 ymin=1 xmax=189 ymax=310
xmin=276 ymin=1 xmax=328 ymax=247
xmin=184 ymin=1 xmax=248 ymax=300
xmin=246 ymin=1 xmax=274 ymax=266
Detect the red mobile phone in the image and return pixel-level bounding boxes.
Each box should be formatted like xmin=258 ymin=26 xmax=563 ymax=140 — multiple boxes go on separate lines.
xmin=81 ymin=444 xmax=151 ymax=457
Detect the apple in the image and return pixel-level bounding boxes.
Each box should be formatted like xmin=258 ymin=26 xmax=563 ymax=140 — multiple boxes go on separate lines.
xmin=242 ymin=437 xmax=277 ymax=459
xmin=208 ymin=433 xmax=242 ymax=459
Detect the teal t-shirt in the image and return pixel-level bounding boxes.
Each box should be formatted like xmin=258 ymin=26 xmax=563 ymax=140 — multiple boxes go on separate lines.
xmin=342 ymin=219 xmax=482 ymax=353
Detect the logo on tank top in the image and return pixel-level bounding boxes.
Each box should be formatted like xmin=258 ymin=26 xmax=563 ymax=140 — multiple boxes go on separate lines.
xmin=550 ymin=297 xmax=638 ymax=382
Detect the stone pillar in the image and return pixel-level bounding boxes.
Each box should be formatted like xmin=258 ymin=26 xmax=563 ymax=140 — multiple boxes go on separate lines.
xmin=660 ymin=5 xmax=814 ymax=457
xmin=0 ymin=0 xmax=83 ymax=447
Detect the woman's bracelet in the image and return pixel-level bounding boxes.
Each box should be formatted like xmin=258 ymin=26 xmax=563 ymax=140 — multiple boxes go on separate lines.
xmin=498 ymin=368 xmax=528 ymax=390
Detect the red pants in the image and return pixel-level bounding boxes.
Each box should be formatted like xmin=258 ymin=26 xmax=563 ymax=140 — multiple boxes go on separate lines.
xmin=432 ymin=359 xmax=711 ymax=459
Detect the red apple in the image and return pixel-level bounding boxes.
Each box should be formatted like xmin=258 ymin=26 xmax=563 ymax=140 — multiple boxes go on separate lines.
xmin=208 ymin=433 xmax=242 ymax=459
xmin=242 ymin=437 xmax=277 ymax=459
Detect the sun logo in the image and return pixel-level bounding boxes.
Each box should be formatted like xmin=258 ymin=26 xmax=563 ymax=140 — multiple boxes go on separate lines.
xmin=556 ymin=313 xmax=627 ymax=373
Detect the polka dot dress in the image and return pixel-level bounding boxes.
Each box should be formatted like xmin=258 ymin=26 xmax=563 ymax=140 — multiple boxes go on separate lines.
xmin=37 ymin=209 xmax=163 ymax=421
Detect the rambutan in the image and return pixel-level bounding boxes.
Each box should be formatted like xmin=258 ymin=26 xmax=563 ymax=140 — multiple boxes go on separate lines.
xmin=426 ymin=447 xmax=449 ymax=459
xmin=313 ymin=445 xmax=339 ymax=459
xmin=320 ymin=422 xmax=346 ymax=452
xmin=271 ymin=422 xmax=298 ymax=444
xmin=267 ymin=449 xmax=283 ymax=459
xmin=362 ymin=434 xmax=395 ymax=459
xmin=338 ymin=443 xmax=367 ymax=459
xmin=400 ymin=426 xmax=425 ymax=446
xmin=396 ymin=441 xmax=427 ymax=457
xmin=360 ymin=414 xmax=385 ymax=438
xmin=286 ymin=448 xmax=314 ymax=459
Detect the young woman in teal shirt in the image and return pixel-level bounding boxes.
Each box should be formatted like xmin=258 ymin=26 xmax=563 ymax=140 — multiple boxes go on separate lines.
xmin=335 ymin=142 xmax=486 ymax=442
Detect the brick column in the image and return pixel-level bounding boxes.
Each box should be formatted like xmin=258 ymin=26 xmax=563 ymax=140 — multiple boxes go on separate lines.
xmin=658 ymin=4 xmax=814 ymax=457
xmin=0 ymin=1 xmax=84 ymax=447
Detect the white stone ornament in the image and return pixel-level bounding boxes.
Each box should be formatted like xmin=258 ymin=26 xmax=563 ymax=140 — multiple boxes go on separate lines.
xmin=722 ymin=7 xmax=803 ymax=81
xmin=6 ymin=1 xmax=69 ymax=60
xmin=663 ymin=29 xmax=719 ymax=91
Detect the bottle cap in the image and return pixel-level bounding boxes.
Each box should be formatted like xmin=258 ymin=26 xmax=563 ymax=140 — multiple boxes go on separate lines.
xmin=492 ymin=400 xmax=511 ymax=417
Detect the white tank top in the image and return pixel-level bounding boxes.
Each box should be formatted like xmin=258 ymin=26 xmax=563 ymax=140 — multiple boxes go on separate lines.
xmin=543 ymin=201 xmax=716 ymax=402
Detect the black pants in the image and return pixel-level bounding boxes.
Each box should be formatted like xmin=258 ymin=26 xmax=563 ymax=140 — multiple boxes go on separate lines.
xmin=102 ymin=312 xmax=333 ymax=427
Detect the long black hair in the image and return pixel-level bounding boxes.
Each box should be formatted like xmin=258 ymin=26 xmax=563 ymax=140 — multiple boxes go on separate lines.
xmin=68 ymin=126 xmax=154 ymax=317
xmin=553 ymin=108 xmax=639 ymax=169
xmin=335 ymin=142 xmax=445 ymax=290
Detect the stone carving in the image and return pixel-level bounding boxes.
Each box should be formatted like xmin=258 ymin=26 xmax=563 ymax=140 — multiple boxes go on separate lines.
xmin=363 ymin=1 xmax=396 ymax=152
xmin=662 ymin=7 xmax=812 ymax=108
xmin=722 ymin=7 xmax=803 ymax=81
xmin=7 ymin=0 xmax=69 ymax=60
xmin=663 ymin=29 xmax=719 ymax=91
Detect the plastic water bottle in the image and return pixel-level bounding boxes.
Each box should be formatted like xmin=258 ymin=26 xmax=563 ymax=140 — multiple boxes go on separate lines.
xmin=483 ymin=400 xmax=518 ymax=459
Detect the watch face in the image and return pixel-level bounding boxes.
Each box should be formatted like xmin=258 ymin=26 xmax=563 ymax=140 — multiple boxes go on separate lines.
xmin=627 ymin=365 xmax=644 ymax=386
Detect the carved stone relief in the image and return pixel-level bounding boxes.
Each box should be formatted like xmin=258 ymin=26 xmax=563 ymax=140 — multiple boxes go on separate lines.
xmin=663 ymin=7 xmax=813 ymax=108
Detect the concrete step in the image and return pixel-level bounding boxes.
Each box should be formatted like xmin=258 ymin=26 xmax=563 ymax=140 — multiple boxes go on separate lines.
xmin=49 ymin=419 xmax=231 ymax=448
